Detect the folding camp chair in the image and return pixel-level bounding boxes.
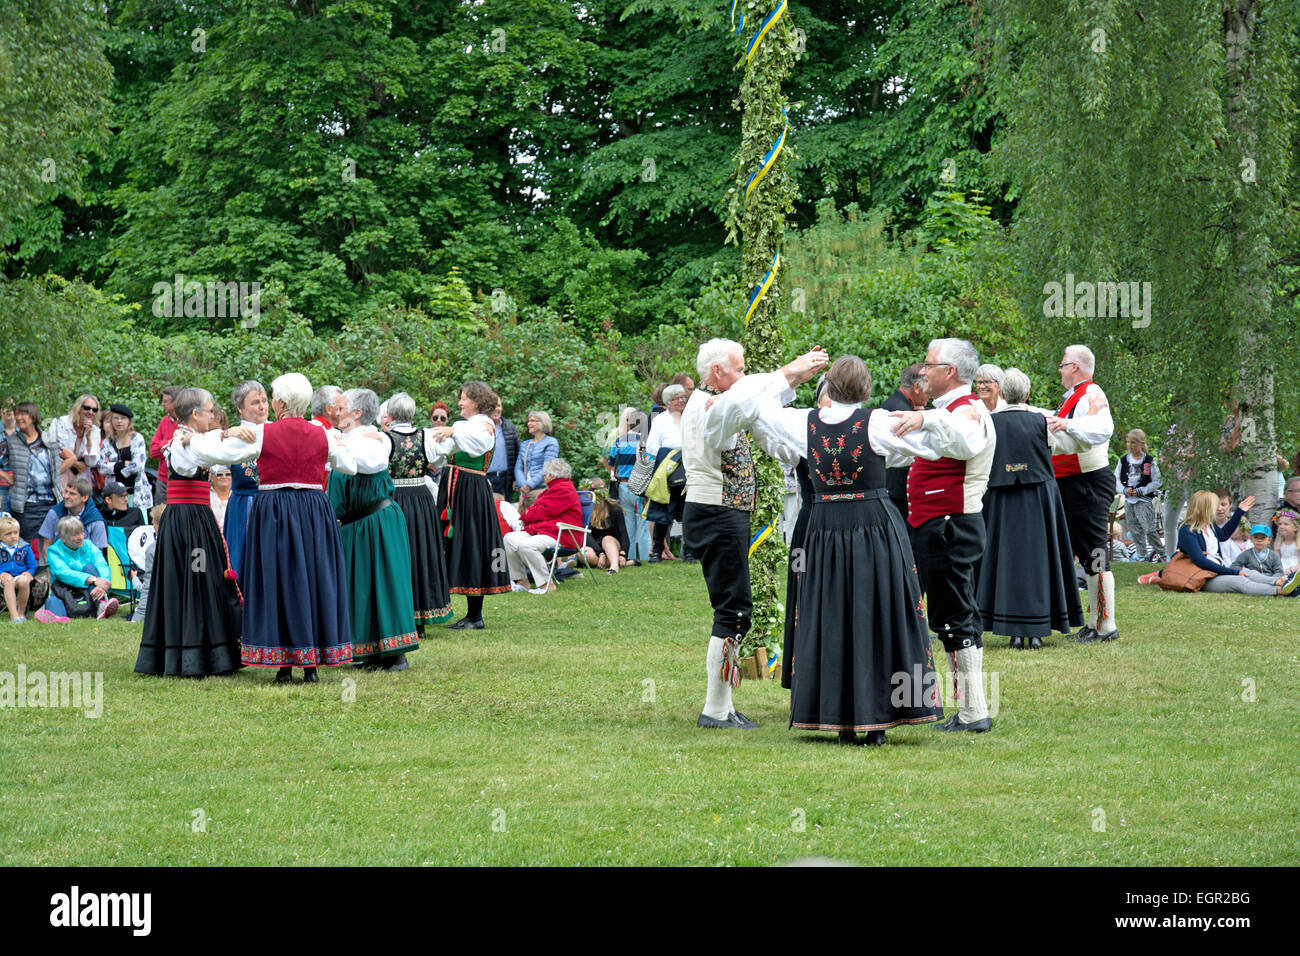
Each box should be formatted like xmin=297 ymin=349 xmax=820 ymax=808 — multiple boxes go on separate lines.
xmin=104 ymin=526 xmax=138 ymax=611
xmin=543 ymin=490 xmax=600 ymax=584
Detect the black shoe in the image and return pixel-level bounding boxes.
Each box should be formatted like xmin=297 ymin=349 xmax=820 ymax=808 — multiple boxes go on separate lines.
xmin=446 ymin=617 xmax=485 ymax=630
xmin=934 ymin=713 xmax=959 ymax=730
xmin=937 ymin=715 xmax=992 ymax=733
xmin=302 ymin=668 xmax=318 ymax=683
xmin=863 ymin=730 xmax=887 ymax=746
xmin=647 ymin=555 xmax=662 ymax=564
xmin=697 ymin=711 xmax=759 ymax=730
xmin=381 ymin=654 xmax=409 ymax=671
xmin=274 ymin=668 xmax=292 ymax=684
xmin=1075 ymin=626 xmax=1102 ymax=643
xmin=838 ymin=730 xmax=858 ymax=745
xmin=1009 ymin=636 xmax=1024 ymax=650
xmin=1028 ymin=636 xmax=1043 ymax=650
xmin=1097 ymin=628 xmax=1119 ymax=642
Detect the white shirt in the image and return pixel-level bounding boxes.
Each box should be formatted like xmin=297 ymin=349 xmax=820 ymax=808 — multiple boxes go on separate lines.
xmin=171 ymin=422 xmax=357 ymax=480
xmin=645 ymin=412 xmax=683 ymax=456
xmin=341 ymin=425 xmax=392 ymax=475
xmin=682 ymin=371 xmax=793 ymax=506
xmin=430 ymin=414 xmax=496 ymax=462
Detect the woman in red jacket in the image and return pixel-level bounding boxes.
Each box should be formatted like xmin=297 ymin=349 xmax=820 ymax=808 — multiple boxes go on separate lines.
xmin=503 ymin=458 xmax=582 ymax=593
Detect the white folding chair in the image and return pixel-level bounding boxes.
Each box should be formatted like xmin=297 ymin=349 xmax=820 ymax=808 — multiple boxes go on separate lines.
xmin=546 ymin=522 xmax=600 ymax=584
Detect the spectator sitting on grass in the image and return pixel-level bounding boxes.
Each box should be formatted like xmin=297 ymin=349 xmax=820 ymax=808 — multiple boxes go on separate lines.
xmin=46 ymin=515 xmax=119 ymax=619
xmin=101 ymin=480 xmax=146 ymax=532
xmin=0 ymin=514 xmax=37 ymax=622
xmin=1230 ymin=525 xmax=1294 ymax=595
xmin=1273 ymin=511 xmax=1300 ymax=573
xmin=38 ymin=477 xmax=107 ymax=552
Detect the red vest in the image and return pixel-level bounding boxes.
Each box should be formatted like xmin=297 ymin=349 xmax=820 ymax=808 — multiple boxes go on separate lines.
xmin=495 ymin=501 xmax=514 ymax=538
xmin=258 ymin=418 xmax=328 ymax=487
xmin=1051 ymin=380 xmax=1094 ymax=477
xmin=906 ymin=392 xmax=978 ymax=528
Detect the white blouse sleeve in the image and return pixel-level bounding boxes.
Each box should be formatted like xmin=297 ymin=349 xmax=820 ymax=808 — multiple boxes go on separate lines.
xmin=700 ymin=371 xmax=796 ymax=452
xmin=747 ymin=401 xmax=810 ymax=467
xmin=345 ymin=428 xmax=391 ymax=475
xmin=917 ymin=405 xmax=993 ymax=460
xmin=867 ymin=408 xmax=942 ymax=468
xmin=1063 ymin=385 xmax=1115 ymax=447
xmin=326 ymin=427 xmax=357 ymax=476
xmin=187 ymin=424 xmax=264 ymax=468
xmin=451 ymin=416 xmax=495 ymax=457
xmin=164 ymin=429 xmax=204 ymax=477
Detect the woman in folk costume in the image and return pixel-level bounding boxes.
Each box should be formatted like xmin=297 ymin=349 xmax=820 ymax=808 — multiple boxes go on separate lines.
xmin=184 ymin=373 xmax=360 ymax=683
xmin=975 ymin=368 xmax=1084 ymax=648
xmin=133 ymin=388 xmax=243 ymax=678
xmin=778 ymin=378 xmax=826 ymax=697
xmin=737 ymin=355 xmax=945 ymax=745
xmin=222 ymin=380 xmax=268 ymax=582
xmin=385 ymin=391 xmax=454 ymax=634
xmin=434 ymin=380 xmax=511 ymax=629
xmin=330 ymin=388 xmax=419 ymax=671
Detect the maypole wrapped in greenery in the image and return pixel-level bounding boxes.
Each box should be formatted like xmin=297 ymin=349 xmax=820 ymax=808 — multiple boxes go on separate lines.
xmin=724 ymin=1 xmax=799 ymax=658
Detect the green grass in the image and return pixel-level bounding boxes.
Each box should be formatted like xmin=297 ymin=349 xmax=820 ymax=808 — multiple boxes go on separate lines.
xmin=1 ymin=562 xmax=1296 ymax=865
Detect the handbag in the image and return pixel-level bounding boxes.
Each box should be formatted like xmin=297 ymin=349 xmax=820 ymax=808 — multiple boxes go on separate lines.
xmin=645 ymin=450 xmax=682 ymax=505
xmin=1156 ymin=552 xmax=1215 ymax=592
xmin=625 ymin=443 xmax=656 ymax=497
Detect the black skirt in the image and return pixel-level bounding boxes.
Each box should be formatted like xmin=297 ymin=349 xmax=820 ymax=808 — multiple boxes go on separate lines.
xmin=393 ymin=483 xmax=454 ymax=622
xmin=134 ymin=503 xmax=242 ymax=677
xmin=789 ymin=493 xmax=943 ymax=731
xmin=977 ymin=481 xmax=1084 ymax=637
xmin=436 ymin=466 xmax=511 ymax=595
xmin=781 ymin=463 xmax=813 ymax=690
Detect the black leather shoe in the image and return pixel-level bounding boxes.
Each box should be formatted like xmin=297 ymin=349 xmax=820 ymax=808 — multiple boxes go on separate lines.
xmin=838 ymin=730 xmax=858 ymax=745
xmin=1075 ymin=626 xmax=1102 ymax=643
xmin=446 ymin=617 xmax=485 ymax=630
xmin=274 ymin=668 xmax=292 ymax=684
xmin=863 ymin=730 xmax=887 ymax=746
xmin=301 ymin=668 xmax=318 ymax=683
xmin=937 ymin=715 xmax=992 ymax=733
xmin=381 ymin=654 xmax=409 ymax=671
xmin=1097 ymin=628 xmax=1119 ymax=642
xmin=697 ymin=711 xmax=759 ymax=730
xmin=933 ymin=712 xmax=959 ymax=730
xmin=1009 ymin=636 xmax=1024 ymax=650
xmin=647 ymin=555 xmax=662 ymax=564
xmin=1028 ymin=636 xmax=1043 ymax=650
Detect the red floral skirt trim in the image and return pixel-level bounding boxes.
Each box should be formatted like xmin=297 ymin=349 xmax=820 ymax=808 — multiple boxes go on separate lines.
xmin=449 ymin=585 xmax=510 ymax=595
xmin=415 ymin=604 xmax=454 ymax=622
xmin=351 ymin=632 xmax=419 ymax=658
xmin=240 ymin=644 xmax=354 ymax=667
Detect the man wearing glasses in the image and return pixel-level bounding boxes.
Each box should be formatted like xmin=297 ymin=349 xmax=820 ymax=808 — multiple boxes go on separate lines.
xmin=1043 ymin=345 xmax=1118 ymax=643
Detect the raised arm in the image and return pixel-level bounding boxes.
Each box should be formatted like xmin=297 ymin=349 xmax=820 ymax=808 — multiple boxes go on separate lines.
xmin=700 ymin=371 xmax=795 ymax=451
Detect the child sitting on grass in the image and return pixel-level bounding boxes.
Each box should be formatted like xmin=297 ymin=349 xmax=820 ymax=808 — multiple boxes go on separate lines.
xmin=45 ymin=515 xmax=119 ymax=620
xmin=0 ymin=514 xmax=37 ymax=622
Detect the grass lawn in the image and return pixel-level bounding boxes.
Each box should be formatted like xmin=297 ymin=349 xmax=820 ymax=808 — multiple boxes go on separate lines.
xmin=0 ymin=561 xmax=1295 ymax=866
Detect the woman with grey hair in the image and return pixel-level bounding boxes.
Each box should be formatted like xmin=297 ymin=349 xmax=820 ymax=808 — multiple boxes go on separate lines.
xmin=646 ymin=383 xmax=689 ymax=562
xmin=176 ymin=373 xmax=362 ymax=682
xmin=134 ymin=387 xmax=244 ymax=677
xmin=514 ymin=410 xmax=559 ymax=501
xmin=976 ymin=368 xmax=1084 ymax=648
xmin=974 ymin=364 xmax=1007 ymax=413
xmin=504 ymin=457 xmax=583 ymax=593
xmin=385 ymin=390 xmax=453 ymax=630
xmin=222 ymin=380 xmax=268 ymax=581
xmin=329 ymin=388 xmax=420 ymax=670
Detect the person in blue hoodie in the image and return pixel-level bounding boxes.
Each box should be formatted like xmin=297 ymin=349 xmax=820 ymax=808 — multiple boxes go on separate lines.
xmin=0 ymin=514 xmax=37 ymax=622
xmin=37 ymin=476 xmax=107 ymax=551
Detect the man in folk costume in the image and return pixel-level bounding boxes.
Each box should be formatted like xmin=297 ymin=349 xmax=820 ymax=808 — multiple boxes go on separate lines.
xmin=880 ymin=363 xmax=927 ymax=524
xmin=1044 ymin=345 xmax=1118 ymax=642
xmin=681 ymin=338 xmax=828 ymax=730
xmin=888 ymin=338 xmax=996 ymax=733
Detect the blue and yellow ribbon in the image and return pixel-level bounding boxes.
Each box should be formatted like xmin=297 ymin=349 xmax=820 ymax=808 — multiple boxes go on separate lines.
xmin=744 ymin=108 xmax=788 ymax=200
xmin=730 ymin=0 xmax=744 ymax=34
xmin=748 ymin=520 xmax=775 ymax=558
xmin=744 ymin=250 xmax=779 ymax=327
xmin=745 ymin=0 xmax=787 ymax=65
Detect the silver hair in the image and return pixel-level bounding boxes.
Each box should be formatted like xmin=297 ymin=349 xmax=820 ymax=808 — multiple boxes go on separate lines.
xmin=527 ymin=410 xmax=553 ymax=434
xmin=56 ymin=514 xmax=85 ymax=542
xmin=542 ymin=457 xmax=572 ymax=481
xmin=309 ymin=384 xmax=342 ymax=417
xmin=173 ymin=387 xmax=214 ymax=424
xmin=696 ymin=338 xmax=743 ymax=382
xmin=387 ymin=391 xmax=416 ymax=424
xmin=975 ymin=364 xmax=1004 ymax=388
xmin=1001 ymin=368 xmax=1031 ymax=405
xmin=344 ymin=388 xmax=380 ymax=426
xmin=271 ymin=373 xmax=312 ymax=418
xmin=927 ymin=338 xmax=979 ymax=384
xmin=661 ymin=384 xmax=686 ymax=404
xmin=231 ymin=380 xmax=266 ymax=414
xmin=1064 ymin=344 xmax=1096 ymax=376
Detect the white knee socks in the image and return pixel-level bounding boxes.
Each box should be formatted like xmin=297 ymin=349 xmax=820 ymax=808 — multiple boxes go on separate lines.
xmin=1086 ymin=573 xmax=1099 ymax=629
xmin=955 ymin=646 xmax=988 ymax=723
xmin=1097 ymin=571 xmax=1117 ymax=635
xmin=703 ymin=636 xmax=733 ymax=720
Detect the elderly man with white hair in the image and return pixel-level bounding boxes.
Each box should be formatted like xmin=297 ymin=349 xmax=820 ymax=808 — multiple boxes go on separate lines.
xmin=681 ymin=338 xmax=828 ymax=730
xmin=888 ymin=338 xmax=997 ymax=733
xmin=181 ymin=372 xmax=365 ymax=683
xmin=1043 ymin=344 xmax=1118 ymax=643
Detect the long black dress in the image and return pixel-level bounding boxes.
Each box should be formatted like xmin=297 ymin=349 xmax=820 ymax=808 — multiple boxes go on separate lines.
xmin=780 ymin=460 xmax=812 ymax=691
xmin=789 ymin=408 xmax=943 ymax=732
xmin=977 ymin=407 xmax=1084 ymax=637
xmin=388 ymin=426 xmax=453 ymax=623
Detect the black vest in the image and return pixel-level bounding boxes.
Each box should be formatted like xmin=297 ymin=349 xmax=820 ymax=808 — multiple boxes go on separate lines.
xmin=987 ymin=409 xmax=1055 ymax=487
xmin=1117 ymin=454 xmax=1155 ymax=491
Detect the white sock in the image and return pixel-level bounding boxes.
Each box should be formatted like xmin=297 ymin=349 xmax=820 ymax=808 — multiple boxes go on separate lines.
xmin=702 ymin=636 xmax=733 ymax=720
xmin=1086 ymin=573 xmax=1099 ymax=629
xmin=955 ymin=646 xmax=988 ymax=723
xmin=1098 ymin=571 xmax=1117 ymax=634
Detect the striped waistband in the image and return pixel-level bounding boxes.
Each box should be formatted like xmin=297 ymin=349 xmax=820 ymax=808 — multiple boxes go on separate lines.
xmin=166 ymin=479 xmax=211 ymax=506
xmin=393 ymin=477 xmax=431 ymax=487
xmin=260 ymin=482 xmax=325 ymax=491
xmin=815 ymin=489 xmax=889 ymax=503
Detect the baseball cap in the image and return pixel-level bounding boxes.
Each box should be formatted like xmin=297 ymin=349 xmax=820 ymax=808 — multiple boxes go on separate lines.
xmin=103 ymin=480 xmax=129 ymax=497
xmin=1249 ymin=524 xmax=1272 ymax=537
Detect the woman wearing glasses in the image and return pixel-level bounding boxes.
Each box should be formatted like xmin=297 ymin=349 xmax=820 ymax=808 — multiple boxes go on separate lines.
xmin=974 ymin=365 xmax=1007 ymax=413
xmin=51 ymin=394 xmax=102 ymax=493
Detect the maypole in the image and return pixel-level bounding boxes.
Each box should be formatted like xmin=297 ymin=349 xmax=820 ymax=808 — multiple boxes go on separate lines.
xmin=724 ymin=0 xmax=799 ymax=660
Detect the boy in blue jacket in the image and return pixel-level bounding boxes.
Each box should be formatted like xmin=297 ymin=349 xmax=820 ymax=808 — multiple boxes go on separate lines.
xmin=0 ymin=514 xmax=37 ymax=622
xmin=46 ymin=515 xmax=118 ymax=619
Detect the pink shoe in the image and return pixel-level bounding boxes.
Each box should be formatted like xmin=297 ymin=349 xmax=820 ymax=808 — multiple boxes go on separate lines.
xmin=34 ymin=608 xmax=71 ymax=624
xmin=96 ymin=597 xmax=120 ymax=620
xmin=1137 ymin=571 xmax=1161 ymax=585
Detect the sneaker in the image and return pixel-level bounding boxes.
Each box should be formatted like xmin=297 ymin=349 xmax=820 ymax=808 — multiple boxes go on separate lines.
xmin=1282 ymin=571 xmax=1300 ymax=596
xmin=10 ymin=617 xmax=26 ymax=624
xmin=509 ymin=583 xmax=529 ymax=592
xmin=96 ymin=597 xmax=120 ymax=620
xmin=34 ymin=608 xmax=70 ymax=624
xmin=1137 ymin=571 xmax=1161 ymax=585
